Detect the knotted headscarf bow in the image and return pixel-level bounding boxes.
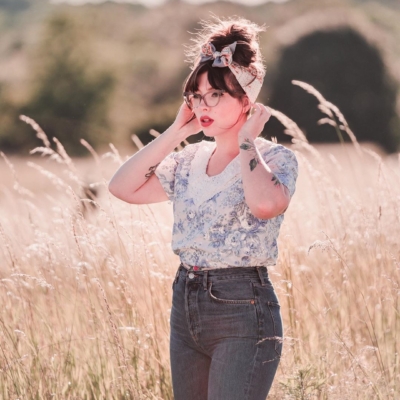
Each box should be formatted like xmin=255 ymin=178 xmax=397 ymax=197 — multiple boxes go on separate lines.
xmin=198 ymin=41 xmax=264 ymax=104
xmin=200 ymin=42 xmax=236 ymax=67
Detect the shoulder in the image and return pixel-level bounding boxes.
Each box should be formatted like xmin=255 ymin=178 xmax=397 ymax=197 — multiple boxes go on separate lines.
xmin=182 ymin=141 xmax=204 ymax=153
xmin=255 ymin=137 xmax=274 ymax=154
xmin=177 ymin=140 xmax=212 ymax=160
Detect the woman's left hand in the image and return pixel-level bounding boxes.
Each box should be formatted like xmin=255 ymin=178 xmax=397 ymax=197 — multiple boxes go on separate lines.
xmin=238 ymin=103 xmax=272 ymax=140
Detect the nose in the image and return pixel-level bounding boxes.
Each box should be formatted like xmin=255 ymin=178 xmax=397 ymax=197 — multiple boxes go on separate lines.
xmin=198 ymin=97 xmax=209 ymax=109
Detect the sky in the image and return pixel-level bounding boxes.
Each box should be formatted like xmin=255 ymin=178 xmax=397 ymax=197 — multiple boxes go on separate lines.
xmin=49 ymin=0 xmax=290 ymax=7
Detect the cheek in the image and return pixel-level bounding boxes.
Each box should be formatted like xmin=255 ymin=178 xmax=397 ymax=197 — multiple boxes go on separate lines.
xmin=223 ymin=100 xmax=243 ymax=117
xmin=193 ymin=108 xmax=202 ymax=119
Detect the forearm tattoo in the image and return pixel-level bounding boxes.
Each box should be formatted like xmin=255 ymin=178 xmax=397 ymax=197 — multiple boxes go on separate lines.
xmin=145 ymin=163 xmax=160 ymax=179
xmin=239 ymin=138 xmax=260 ymax=171
xmin=240 ymin=138 xmax=282 ymax=186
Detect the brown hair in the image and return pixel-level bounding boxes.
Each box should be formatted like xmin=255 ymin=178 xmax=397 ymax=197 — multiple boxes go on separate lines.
xmin=183 ymin=16 xmax=266 ymax=103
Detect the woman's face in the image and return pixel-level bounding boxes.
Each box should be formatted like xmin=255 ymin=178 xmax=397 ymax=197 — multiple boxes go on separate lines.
xmin=191 ymin=72 xmax=247 ymax=138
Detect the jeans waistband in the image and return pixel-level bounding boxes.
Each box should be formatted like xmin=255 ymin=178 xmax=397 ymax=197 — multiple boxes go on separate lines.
xmin=176 ymin=263 xmax=270 ymax=289
xmin=180 ymin=262 xmax=266 ymax=272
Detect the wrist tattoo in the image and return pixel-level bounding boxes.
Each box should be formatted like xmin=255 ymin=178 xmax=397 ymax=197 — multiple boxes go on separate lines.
xmin=240 ymin=139 xmax=284 ymax=185
xmin=145 ymin=163 xmax=160 ymax=179
xmin=271 ymin=174 xmax=282 ymax=187
xmin=240 ymin=138 xmax=260 ymax=172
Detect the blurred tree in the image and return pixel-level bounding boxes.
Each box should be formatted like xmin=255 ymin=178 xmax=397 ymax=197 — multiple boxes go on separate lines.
xmin=0 ymin=84 xmax=20 ymax=148
xmin=353 ymin=0 xmax=400 ymax=7
xmin=13 ymin=13 xmax=115 ymax=156
xmin=263 ymin=27 xmax=400 ymax=153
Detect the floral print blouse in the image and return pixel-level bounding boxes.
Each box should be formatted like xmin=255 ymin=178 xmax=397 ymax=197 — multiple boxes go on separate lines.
xmin=154 ymin=137 xmax=298 ymax=269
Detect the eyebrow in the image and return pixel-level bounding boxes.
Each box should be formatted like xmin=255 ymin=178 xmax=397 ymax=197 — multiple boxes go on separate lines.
xmin=194 ymin=88 xmax=217 ymax=94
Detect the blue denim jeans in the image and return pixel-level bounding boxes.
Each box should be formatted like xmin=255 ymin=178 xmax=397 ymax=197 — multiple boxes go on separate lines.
xmin=170 ymin=263 xmax=283 ymax=400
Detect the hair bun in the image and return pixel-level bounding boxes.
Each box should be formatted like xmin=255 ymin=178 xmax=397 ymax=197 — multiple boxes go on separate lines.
xmin=185 ymin=16 xmax=266 ymax=75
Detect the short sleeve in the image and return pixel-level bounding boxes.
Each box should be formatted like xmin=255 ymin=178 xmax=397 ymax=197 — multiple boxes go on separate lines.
xmin=154 ymin=151 xmax=179 ymax=201
xmin=261 ymin=145 xmax=299 ymax=198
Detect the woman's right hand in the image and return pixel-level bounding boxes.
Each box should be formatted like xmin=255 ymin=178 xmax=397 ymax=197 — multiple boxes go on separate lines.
xmin=170 ymin=102 xmax=202 ymax=139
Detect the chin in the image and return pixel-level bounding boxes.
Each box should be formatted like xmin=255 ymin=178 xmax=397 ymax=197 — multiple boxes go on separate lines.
xmin=202 ymin=127 xmax=225 ymax=137
xmin=203 ymin=130 xmax=216 ymax=137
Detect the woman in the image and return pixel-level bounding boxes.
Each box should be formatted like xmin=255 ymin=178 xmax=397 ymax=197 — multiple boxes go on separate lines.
xmin=109 ymin=16 xmax=298 ymax=400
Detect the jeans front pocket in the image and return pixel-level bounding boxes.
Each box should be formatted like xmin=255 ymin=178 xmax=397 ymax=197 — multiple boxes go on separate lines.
xmin=207 ymin=279 xmax=256 ymax=304
xmin=202 ymin=278 xmax=259 ymax=339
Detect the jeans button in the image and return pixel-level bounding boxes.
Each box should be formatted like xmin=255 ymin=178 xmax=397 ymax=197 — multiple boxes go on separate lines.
xmin=188 ymin=273 xmax=195 ymax=279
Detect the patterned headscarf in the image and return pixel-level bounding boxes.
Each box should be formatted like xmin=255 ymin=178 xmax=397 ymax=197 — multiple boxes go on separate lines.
xmin=199 ymin=41 xmax=264 ymax=103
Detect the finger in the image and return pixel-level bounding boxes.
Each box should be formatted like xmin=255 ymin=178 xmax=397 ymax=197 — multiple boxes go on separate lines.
xmin=250 ymin=105 xmax=258 ymax=115
xmin=185 ymin=113 xmax=196 ymax=124
xmin=253 ymin=104 xmax=262 ymax=113
xmin=257 ymin=104 xmax=264 ymax=114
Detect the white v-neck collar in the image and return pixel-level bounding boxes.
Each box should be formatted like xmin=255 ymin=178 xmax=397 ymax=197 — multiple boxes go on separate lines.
xmin=187 ymin=138 xmax=271 ymax=207
xmin=203 ymin=141 xmax=241 ymax=179
xmin=188 ymin=141 xmax=241 ymax=207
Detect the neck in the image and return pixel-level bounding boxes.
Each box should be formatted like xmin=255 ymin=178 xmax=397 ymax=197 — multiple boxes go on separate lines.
xmin=212 ymin=114 xmax=248 ymax=158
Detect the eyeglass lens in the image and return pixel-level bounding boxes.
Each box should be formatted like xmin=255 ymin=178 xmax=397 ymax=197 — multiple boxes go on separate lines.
xmin=186 ymin=91 xmax=223 ymax=108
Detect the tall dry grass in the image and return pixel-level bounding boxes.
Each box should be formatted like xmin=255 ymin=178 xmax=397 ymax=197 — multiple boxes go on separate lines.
xmin=0 ymin=81 xmax=399 ymax=399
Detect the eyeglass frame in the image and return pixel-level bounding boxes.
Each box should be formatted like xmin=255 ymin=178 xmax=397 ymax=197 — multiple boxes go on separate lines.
xmin=183 ymin=89 xmax=227 ymax=109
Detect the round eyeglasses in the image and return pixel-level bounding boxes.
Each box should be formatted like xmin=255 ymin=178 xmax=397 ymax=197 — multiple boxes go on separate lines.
xmin=183 ymin=90 xmax=226 ymax=109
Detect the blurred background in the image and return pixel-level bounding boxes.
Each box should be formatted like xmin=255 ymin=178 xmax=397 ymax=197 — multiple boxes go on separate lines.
xmin=1 ymin=2 xmax=400 ymax=398
xmin=0 ymin=0 xmax=399 ymax=156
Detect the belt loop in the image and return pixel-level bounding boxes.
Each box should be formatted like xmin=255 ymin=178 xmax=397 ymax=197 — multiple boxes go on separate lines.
xmin=203 ymin=270 xmax=208 ymax=291
xmin=256 ymin=266 xmax=266 ymax=286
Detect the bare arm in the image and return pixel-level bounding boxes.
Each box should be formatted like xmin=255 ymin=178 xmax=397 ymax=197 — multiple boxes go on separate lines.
xmin=239 ymin=136 xmax=290 ymax=219
xmin=238 ymin=104 xmax=291 ymax=219
xmin=108 ymin=103 xmax=201 ymax=204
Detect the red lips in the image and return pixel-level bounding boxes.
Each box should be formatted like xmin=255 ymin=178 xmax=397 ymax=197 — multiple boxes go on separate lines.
xmin=200 ymin=116 xmax=214 ymax=127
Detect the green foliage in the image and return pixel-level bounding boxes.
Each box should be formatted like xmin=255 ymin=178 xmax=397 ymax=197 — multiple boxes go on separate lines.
xmin=0 ymin=85 xmax=20 ymax=149
xmin=0 ymin=1 xmax=399 ymax=154
xmin=265 ymin=27 xmax=400 ymax=153
xmin=5 ymin=12 xmax=115 ymax=156
xmin=0 ymin=0 xmax=30 ymax=12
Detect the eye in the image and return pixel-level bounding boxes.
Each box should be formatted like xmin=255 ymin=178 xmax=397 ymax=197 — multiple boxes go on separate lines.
xmin=211 ymin=91 xmax=220 ymax=98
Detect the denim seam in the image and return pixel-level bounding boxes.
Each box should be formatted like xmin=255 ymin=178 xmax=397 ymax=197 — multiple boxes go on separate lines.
xmin=267 ymin=303 xmax=283 ymax=359
xmin=172 ymin=268 xmax=180 ymax=290
xmin=251 ymin=284 xmax=263 ymax=342
xmin=243 ymin=342 xmax=262 ymax=400
xmin=184 ymin=281 xmax=199 ymax=348
xmin=185 ymin=279 xmax=209 ymax=353
xmin=192 ymin=289 xmax=202 ymax=343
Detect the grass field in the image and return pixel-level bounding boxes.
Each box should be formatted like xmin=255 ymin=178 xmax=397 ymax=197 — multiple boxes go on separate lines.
xmin=0 ymin=85 xmax=399 ymax=399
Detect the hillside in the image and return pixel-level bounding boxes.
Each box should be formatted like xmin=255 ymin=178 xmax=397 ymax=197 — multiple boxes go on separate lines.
xmin=0 ymin=0 xmax=399 ymax=153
